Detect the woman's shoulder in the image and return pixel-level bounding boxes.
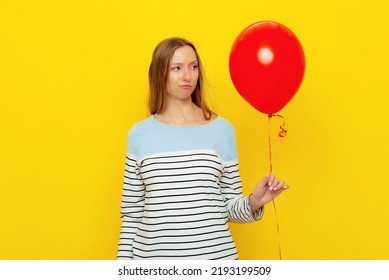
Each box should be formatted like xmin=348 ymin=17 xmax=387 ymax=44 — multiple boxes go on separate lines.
xmin=212 ymin=115 xmax=236 ymax=133
xmin=126 ymin=116 xmax=155 ymax=140
xmin=130 ymin=115 xmax=155 ymax=130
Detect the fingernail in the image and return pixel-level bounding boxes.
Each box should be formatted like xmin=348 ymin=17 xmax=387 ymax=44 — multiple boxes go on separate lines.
xmin=266 ymin=174 xmax=270 ymax=177
xmin=284 ymin=186 xmax=288 ymax=189
xmin=268 ymin=182 xmax=272 ymax=186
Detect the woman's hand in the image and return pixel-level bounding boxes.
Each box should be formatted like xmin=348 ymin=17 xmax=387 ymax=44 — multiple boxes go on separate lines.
xmin=249 ymin=174 xmax=289 ymax=213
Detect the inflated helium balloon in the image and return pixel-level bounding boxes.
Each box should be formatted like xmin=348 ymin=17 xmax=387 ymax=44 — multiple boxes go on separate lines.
xmin=229 ymin=21 xmax=305 ymax=114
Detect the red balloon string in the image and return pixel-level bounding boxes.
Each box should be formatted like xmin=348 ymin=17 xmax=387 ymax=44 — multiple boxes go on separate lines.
xmin=267 ymin=114 xmax=286 ymax=260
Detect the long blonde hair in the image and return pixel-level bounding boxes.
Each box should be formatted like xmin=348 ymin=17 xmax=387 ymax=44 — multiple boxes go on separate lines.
xmin=148 ymin=37 xmax=214 ymax=120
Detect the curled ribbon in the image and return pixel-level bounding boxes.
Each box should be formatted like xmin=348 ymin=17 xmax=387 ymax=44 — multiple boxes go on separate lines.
xmin=268 ymin=114 xmax=287 ymax=138
xmin=267 ymin=114 xmax=287 ymax=260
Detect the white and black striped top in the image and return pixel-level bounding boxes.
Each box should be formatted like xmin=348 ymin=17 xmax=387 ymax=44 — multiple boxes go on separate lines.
xmin=117 ymin=116 xmax=263 ymax=260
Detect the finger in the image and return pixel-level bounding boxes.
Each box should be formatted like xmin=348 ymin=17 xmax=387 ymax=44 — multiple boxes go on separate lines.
xmin=272 ymin=185 xmax=289 ymax=198
xmin=268 ymin=174 xmax=276 ymax=187
xmin=273 ymin=180 xmax=285 ymax=191
xmin=269 ymin=178 xmax=279 ymax=191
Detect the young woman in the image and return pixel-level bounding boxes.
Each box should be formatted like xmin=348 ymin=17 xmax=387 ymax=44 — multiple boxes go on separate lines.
xmin=117 ymin=37 xmax=288 ymax=260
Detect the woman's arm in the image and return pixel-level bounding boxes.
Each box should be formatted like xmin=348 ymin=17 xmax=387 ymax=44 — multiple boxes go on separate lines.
xmin=219 ymin=160 xmax=264 ymax=223
xmin=117 ymin=154 xmax=145 ymax=259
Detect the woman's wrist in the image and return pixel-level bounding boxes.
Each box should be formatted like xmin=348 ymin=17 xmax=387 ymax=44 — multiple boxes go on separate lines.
xmin=249 ymin=193 xmax=264 ymax=214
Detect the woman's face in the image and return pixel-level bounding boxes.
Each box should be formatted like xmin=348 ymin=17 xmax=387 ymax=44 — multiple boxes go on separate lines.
xmin=166 ymin=45 xmax=199 ymax=101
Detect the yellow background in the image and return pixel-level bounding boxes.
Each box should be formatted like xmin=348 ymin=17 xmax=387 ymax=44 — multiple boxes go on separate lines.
xmin=1 ymin=0 xmax=388 ymax=259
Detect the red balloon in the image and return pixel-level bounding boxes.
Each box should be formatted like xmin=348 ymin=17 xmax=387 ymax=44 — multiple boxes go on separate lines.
xmin=229 ymin=21 xmax=305 ymax=115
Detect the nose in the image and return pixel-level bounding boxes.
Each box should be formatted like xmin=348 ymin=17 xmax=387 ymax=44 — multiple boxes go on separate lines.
xmin=183 ymin=68 xmax=191 ymax=81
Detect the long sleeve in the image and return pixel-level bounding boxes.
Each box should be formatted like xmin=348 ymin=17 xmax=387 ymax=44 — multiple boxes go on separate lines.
xmin=117 ymin=153 xmax=145 ymax=259
xmin=219 ymin=160 xmax=263 ymax=223
xmin=219 ymin=133 xmax=263 ymax=223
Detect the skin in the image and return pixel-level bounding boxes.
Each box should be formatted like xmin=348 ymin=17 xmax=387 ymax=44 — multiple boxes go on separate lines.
xmin=154 ymin=45 xmax=288 ymax=214
xmin=249 ymin=174 xmax=288 ymax=214
xmin=154 ymin=45 xmax=211 ymax=126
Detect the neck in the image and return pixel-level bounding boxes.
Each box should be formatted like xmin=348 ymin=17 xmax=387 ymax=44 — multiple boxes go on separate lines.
xmin=166 ymin=100 xmax=196 ymax=125
xmin=155 ymin=97 xmax=207 ymax=126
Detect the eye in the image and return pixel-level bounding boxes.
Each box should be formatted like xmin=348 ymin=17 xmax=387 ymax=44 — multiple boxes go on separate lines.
xmin=190 ymin=64 xmax=198 ymax=70
xmin=171 ymin=66 xmax=180 ymax=71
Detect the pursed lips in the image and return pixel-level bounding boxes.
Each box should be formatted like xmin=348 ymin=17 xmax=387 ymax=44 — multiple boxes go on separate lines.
xmin=179 ymin=85 xmax=193 ymax=89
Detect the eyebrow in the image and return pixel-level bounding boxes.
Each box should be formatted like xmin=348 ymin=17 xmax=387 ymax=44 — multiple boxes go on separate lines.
xmin=170 ymin=60 xmax=198 ymax=65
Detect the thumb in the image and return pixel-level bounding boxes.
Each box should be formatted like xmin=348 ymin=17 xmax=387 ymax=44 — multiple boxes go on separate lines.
xmin=258 ymin=174 xmax=271 ymax=188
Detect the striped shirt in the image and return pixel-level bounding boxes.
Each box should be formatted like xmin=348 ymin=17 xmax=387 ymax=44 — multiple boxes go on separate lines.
xmin=117 ymin=115 xmax=263 ymax=260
